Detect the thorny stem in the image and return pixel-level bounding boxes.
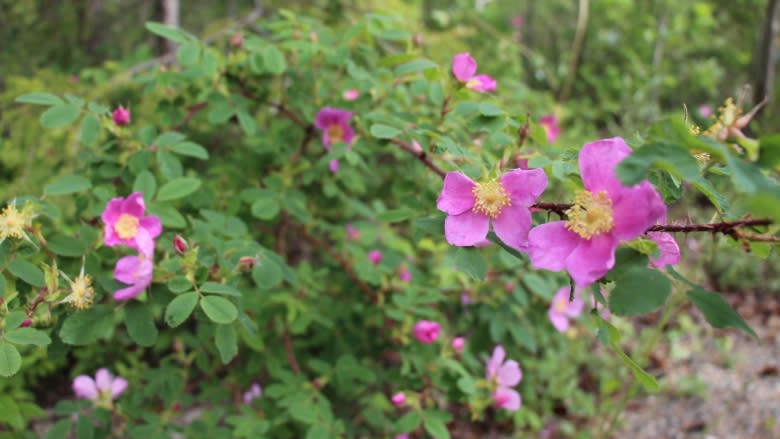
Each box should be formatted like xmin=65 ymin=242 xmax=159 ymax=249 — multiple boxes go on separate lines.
xmin=283 ymin=322 xmax=302 ymax=375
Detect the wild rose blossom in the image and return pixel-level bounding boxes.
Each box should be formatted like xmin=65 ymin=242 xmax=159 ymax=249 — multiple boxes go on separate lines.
xmin=314 ymin=107 xmax=355 ymax=173
xmin=451 ymin=53 xmax=496 ymax=93
xmin=486 ymin=345 xmax=522 ymax=411
xmin=399 ymin=265 xmax=412 ymax=282
xmin=390 ymin=392 xmax=406 ymax=406
xmin=368 ymin=249 xmax=382 ymax=265
xmin=539 ymin=114 xmax=560 ymax=144
xmin=451 ymin=336 xmax=465 ymax=354
xmin=648 ymin=231 xmax=680 ymax=269
xmin=345 ymin=223 xmax=361 ymax=241
xmin=413 ymin=320 xmax=441 ymax=344
xmin=527 ymin=137 xmax=666 ymax=288
xmin=242 ymin=382 xmax=262 ymax=404
xmin=437 ymin=168 xmax=547 ymax=250
xmin=698 ymin=104 xmax=712 ymax=119
xmin=548 ymin=287 xmax=584 ymax=332
xmin=343 ymin=89 xmax=360 ymax=101
xmin=113 ymin=254 xmax=153 ymax=301
xmin=73 ymin=369 xmax=128 ymax=406
xmin=102 ymin=192 xmax=162 ymax=257
xmin=112 ymin=106 xmax=131 ymax=126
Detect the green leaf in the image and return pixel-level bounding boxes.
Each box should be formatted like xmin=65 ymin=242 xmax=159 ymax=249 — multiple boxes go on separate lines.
xmin=453 ymin=248 xmax=486 ymax=281
xmin=423 ymin=410 xmax=452 ymax=439
xmin=40 ymin=104 xmax=82 ymax=129
xmin=124 ymin=302 xmax=158 ymax=347
xmin=79 ymin=114 xmax=101 ymax=146
xmin=687 ymin=287 xmax=757 ymax=337
xmin=76 ymin=414 xmax=95 ymax=439
xmin=45 ymin=419 xmax=72 ymax=439
xmin=46 ymin=235 xmax=86 ymax=257
xmin=0 ymin=344 xmax=21 ymax=377
xmin=370 ymin=124 xmax=402 ymax=139
xmin=201 ymin=282 xmax=242 ymax=297
xmin=616 ymin=142 xmax=700 ymax=185
xmin=164 ymin=292 xmax=199 ymax=328
xmin=252 ymin=259 xmax=283 ymax=289
xmin=59 ymin=305 xmax=114 ymax=345
xmin=237 ymin=110 xmax=257 ymax=136
xmin=133 ymin=170 xmax=157 ymax=199
xmin=154 ymin=131 xmax=187 ymax=148
xmin=170 ymin=141 xmax=209 ymax=159
xmin=376 ymin=208 xmax=415 ymax=223
xmin=176 ymin=41 xmax=201 ymax=66
xmin=4 ymin=312 xmax=26 ymax=331
xmin=261 ymin=45 xmax=287 ymax=75
xmin=612 ymin=345 xmax=660 ymax=392
xmin=147 ymin=204 xmax=187 ymax=228
xmin=157 ymin=150 xmax=183 ymax=179
xmin=396 ymin=411 xmax=422 ymax=433
xmin=478 ymin=102 xmax=503 ymax=117
xmin=394 ymin=59 xmax=437 ymax=76
xmin=214 ymin=324 xmax=238 ymax=364
xmin=7 ymin=259 xmax=45 ymax=287
xmin=251 ymin=198 xmax=280 ymax=220
xmin=0 ymin=395 xmax=23 ymax=430
xmin=758 ymin=134 xmax=780 ymax=168
xmin=145 ymin=22 xmax=191 ymax=44
xmin=43 ymin=175 xmax=92 ymax=196
xmin=200 ymin=296 xmax=238 ymax=324
xmin=5 ymin=328 xmax=51 ymax=346
xmin=15 ymin=92 xmax=63 ymax=106
xmin=608 ymin=267 xmax=672 ymax=316
xmin=156 ymin=177 xmax=202 ymax=201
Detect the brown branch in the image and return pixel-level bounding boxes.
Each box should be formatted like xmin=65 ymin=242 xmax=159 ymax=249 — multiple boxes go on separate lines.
xmin=283 ymin=323 xmax=302 ymax=375
xmin=26 ymin=287 xmax=48 ymax=318
xmin=173 ymin=102 xmax=208 ymax=130
xmin=391 ymin=139 xmax=446 ymax=178
xmin=646 ymin=219 xmax=772 ymax=234
xmin=531 ymin=202 xmax=572 ymax=216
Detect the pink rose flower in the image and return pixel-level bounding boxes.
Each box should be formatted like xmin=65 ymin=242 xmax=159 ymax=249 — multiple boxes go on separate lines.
xmin=390 ymin=392 xmax=406 ymax=406
xmin=648 ymin=230 xmax=681 ymax=269
xmin=698 ymin=104 xmax=712 ymax=119
xmin=343 ymin=89 xmax=360 ymax=101
xmin=113 ymin=254 xmax=153 ymax=301
xmin=315 ymin=107 xmax=355 ymax=173
xmin=451 ymin=336 xmax=465 ymax=354
xmin=368 ymin=249 xmax=382 ymax=265
xmin=527 ymin=137 xmax=666 ymax=288
xmin=451 ymin=53 xmax=497 ymax=93
xmin=486 ymin=345 xmax=522 ymax=411
xmin=539 ymin=114 xmax=560 ymax=144
xmin=399 ymin=266 xmax=412 ymax=282
xmin=101 ymin=192 xmax=162 ymax=257
xmin=460 ymin=292 xmax=473 ymax=305
xmin=436 ymin=168 xmax=547 ymax=251
xmin=242 ymin=382 xmax=262 ymax=404
xmin=345 ymin=223 xmax=361 ymax=241
xmin=548 ymin=287 xmax=584 ymax=332
xmin=413 ymin=320 xmax=441 ymax=344
xmin=112 ymin=106 xmax=131 ymax=126
xmin=73 ymin=368 xmax=128 ymax=403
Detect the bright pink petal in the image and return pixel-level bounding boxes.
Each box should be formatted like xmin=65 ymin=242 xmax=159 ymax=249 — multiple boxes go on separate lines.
xmin=114 ymin=283 xmax=146 ymax=301
xmin=493 ymin=387 xmax=522 ymax=412
xmin=122 ymin=192 xmax=146 ymax=217
xmin=548 ymin=309 xmax=569 ymax=332
xmin=566 ymin=234 xmax=619 ymax=288
xmin=73 ymin=375 xmax=98 ymax=400
xmin=497 ymin=360 xmax=522 ymax=387
xmin=500 ymin=168 xmax=548 ymax=206
xmin=648 ymin=232 xmax=680 ymax=269
xmin=437 ymin=172 xmax=476 ymax=215
xmin=611 ymin=182 xmax=666 ymax=241
xmin=103 ymin=224 xmax=122 ymax=247
xmin=133 ymin=228 xmax=155 ymax=257
xmin=579 ymin=137 xmax=633 ymax=199
xmin=341 ymin=124 xmax=356 ymax=145
xmin=492 ymin=205 xmax=532 ymax=251
xmin=444 ymin=210 xmax=489 ymax=247
xmin=114 ymin=255 xmax=143 ymax=285
xmin=467 ymin=75 xmax=497 ymax=92
xmin=95 ymin=368 xmax=112 ymax=391
xmin=540 ymin=115 xmax=560 ymax=144
xmin=101 ymin=198 xmax=123 ymax=225
xmin=566 ymin=296 xmax=585 ymax=318
xmin=452 ymin=52 xmax=477 ymax=82
xmin=140 ymin=216 xmax=162 ymax=239
xmin=486 ymin=345 xmax=506 ymax=380
xmin=528 ymin=222 xmax=581 ymax=272
xmin=110 ymin=377 xmax=128 ymax=399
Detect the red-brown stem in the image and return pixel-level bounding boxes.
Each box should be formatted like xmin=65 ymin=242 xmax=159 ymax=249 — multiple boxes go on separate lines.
xmin=391 ymin=139 xmax=446 ymax=178
xmin=174 ymin=102 xmax=208 ymax=130
xmin=26 ymin=287 xmax=48 ymax=318
xmin=283 ymin=323 xmax=302 ymax=375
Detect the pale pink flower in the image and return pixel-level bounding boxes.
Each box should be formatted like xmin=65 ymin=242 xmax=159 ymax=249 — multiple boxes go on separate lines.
xmin=413 ymin=320 xmax=441 ymax=344
xmin=112 ymin=106 xmax=131 ymax=126
xmin=113 ymin=254 xmax=153 ymax=301
xmin=486 ymin=345 xmax=522 ymax=411
xmin=345 ymin=223 xmax=361 ymax=241
xmin=73 ymin=368 xmax=128 ymax=403
xmin=698 ymin=104 xmax=712 ymax=119
xmin=399 ymin=266 xmax=412 ymax=282
xmin=390 ymin=392 xmax=406 ymax=406
xmin=539 ymin=114 xmax=560 ymax=144
xmin=101 ymin=192 xmax=162 ymax=257
xmin=437 ymin=168 xmax=547 ymax=250
xmin=451 ymin=336 xmax=465 ymax=354
xmin=460 ymin=292 xmax=473 ymax=305
xmin=329 ymin=159 xmax=340 ymax=173
xmin=648 ymin=231 xmax=680 ymax=269
xmin=315 ymin=107 xmax=355 ymax=173
xmin=527 ymin=138 xmax=666 ymax=288
xmin=548 ymin=287 xmax=584 ymax=332
xmin=343 ymin=89 xmax=360 ymax=101
xmin=242 ymin=382 xmax=262 ymax=404
xmin=451 ymin=53 xmax=497 ymax=93
xmin=368 ymin=249 xmax=382 ymax=265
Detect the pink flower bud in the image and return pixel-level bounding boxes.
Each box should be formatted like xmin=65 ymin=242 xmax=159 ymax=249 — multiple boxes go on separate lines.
xmin=20 ymin=319 xmax=32 ymax=328
xmin=368 ymin=250 xmax=382 ymax=265
xmin=410 ymin=140 xmax=423 ymax=155
xmin=238 ymin=256 xmax=256 ymax=271
xmin=173 ymin=235 xmax=188 ymax=255
xmin=231 ymin=33 xmax=244 ymax=49
xmin=390 ymin=392 xmax=406 ymax=406
xmin=345 ymin=224 xmax=361 ymax=241
xmin=112 ymin=106 xmax=131 ymax=126
xmin=343 ymin=89 xmax=360 ymax=101
xmin=413 ymin=320 xmax=441 ymax=344
xmin=399 ymin=266 xmax=412 ymax=283
xmin=451 ymin=336 xmax=465 ymax=354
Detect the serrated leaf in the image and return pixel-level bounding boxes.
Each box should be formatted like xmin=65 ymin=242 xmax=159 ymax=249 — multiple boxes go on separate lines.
xmin=261 ymin=45 xmax=287 ymax=75
xmin=145 ymin=22 xmax=191 ymax=44
xmin=237 ymin=110 xmax=257 ymax=136
xmin=687 ymin=287 xmax=757 ymax=337
xmin=59 ymin=305 xmax=114 ymax=345
xmin=165 ymin=292 xmax=199 ymax=328
xmin=214 ymin=324 xmax=238 ymax=364
xmin=43 ymin=175 xmax=91 ymax=196
xmin=0 ymin=344 xmax=21 ymax=377
xmin=44 ymin=419 xmax=72 ymax=439
xmin=15 ymin=92 xmax=63 ymax=106
xmin=133 ymin=171 xmax=157 ymax=199
xmin=608 ymin=266 xmax=671 ymax=316
xmin=176 ymin=41 xmax=201 ymax=66
xmin=201 ymin=282 xmax=242 ymax=297
xmin=252 ymin=259 xmax=283 ymax=289
xmin=40 ymin=104 xmax=82 ymax=129
xmin=376 ymin=208 xmax=415 ymax=223
xmin=170 ymin=141 xmax=209 ymax=159
xmin=5 ymin=328 xmax=51 ymax=346
xmin=370 ymin=124 xmax=402 ymax=139
xmin=200 ymin=296 xmax=238 ymax=324
xmin=396 ymin=411 xmax=422 ymax=433
xmin=147 ymin=204 xmax=187 ymax=228
xmin=124 ymin=302 xmax=158 ymax=347
xmin=0 ymin=395 xmax=23 ymax=430
xmin=79 ymin=114 xmax=101 ymax=146
xmin=453 ymin=247 xmax=486 ymax=281
xmin=251 ymin=198 xmax=280 ymax=220
xmin=7 ymin=259 xmax=45 ymax=287
xmin=394 ymin=59 xmax=437 ymax=76
xmin=46 ymin=235 xmax=86 ymax=257
xmin=156 ymin=177 xmax=201 ymax=201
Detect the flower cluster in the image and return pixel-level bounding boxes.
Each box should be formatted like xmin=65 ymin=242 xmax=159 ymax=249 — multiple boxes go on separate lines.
xmin=451 ymin=53 xmax=496 ymax=93
xmin=101 ymin=192 xmax=162 ymax=301
xmin=486 ymin=345 xmax=522 ymax=411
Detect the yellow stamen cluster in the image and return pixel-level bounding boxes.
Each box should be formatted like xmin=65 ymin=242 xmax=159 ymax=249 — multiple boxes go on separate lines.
xmin=115 ymin=214 xmax=139 ymax=240
xmin=553 ymin=297 xmax=568 ymax=313
xmin=0 ymin=204 xmax=27 ymax=240
xmin=472 ymin=180 xmax=511 ymax=219
xmin=65 ymin=274 xmax=95 ymax=310
xmin=565 ymin=190 xmax=614 ymax=239
xmin=327 ymin=124 xmax=344 ymax=143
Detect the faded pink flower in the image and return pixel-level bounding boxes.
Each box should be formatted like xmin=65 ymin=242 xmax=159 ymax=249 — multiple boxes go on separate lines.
xmin=413 ymin=320 xmax=441 ymax=344
xmin=548 ymin=287 xmax=584 ymax=332
xmin=539 ymin=114 xmax=560 ymax=144
xmin=329 ymin=159 xmax=340 ymax=173
xmin=368 ymin=249 xmax=382 ymax=265
xmin=112 ymin=106 xmax=131 ymax=126
xmin=242 ymin=382 xmax=262 ymax=404
xmin=390 ymin=392 xmax=406 ymax=406
xmin=399 ymin=265 xmax=412 ymax=282
xmin=345 ymin=223 xmax=361 ymax=241
xmin=101 ymin=192 xmax=162 ymax=257
xmin=343 ymin=89 xmax=360 ymax=101
xmin=314 ymin=107 xmax=355 ymax=148
xmin=528 ymin=137 xmax=666 ymax=288
xmin=451 ymin=336 xmax=465 ymax=354
xmin=648 ymin=231 xmax=680 ymax=269
xmin=73 ymin=368 xmax=128 ymax=404
xmin=451 ymin=53 xmax=496 ymax=93
xmin=698 ymin=104 xmax=712 ymax=119
xmin=113 ymin=254 xmax=153 ymax=301
xmin=460 ymin=292 xmax=473 ymax=305
xmin=436 ymin=168 xmax=547 ymax=250
xmin=486 ymin=345 xmax=522 ymax=412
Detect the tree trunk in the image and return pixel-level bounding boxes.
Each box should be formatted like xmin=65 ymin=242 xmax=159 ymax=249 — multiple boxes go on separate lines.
xmin=754 ymin=0 xmax=779 ymax=112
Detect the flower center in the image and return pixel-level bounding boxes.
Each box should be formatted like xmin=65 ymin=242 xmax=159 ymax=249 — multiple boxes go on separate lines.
xmin=465 ymin=78 xmax=481 ymax=88
xmin=115 ymin=214 xmax=139 ymax=240
xmin=472 ymin=180 xmax=511 ymax=219
xmin=0 ymin=205 xmax=26 ymax=239
xmin=327 ymin=124 xmax=344 ymax=143
xmin=565 ymin=190 xmax=614 ymax=239
xmin=554 ymin=297 xmax=568 ymax=313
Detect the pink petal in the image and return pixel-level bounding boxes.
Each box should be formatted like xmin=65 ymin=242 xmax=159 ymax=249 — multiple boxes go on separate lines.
xmin=548 ymin=309 xmax=569 ymax=332
xmin=566 ymin=234 xmax=619 ymax=288
xmin=492 ymin=205 xmax=532 ymax=251
xmin=122 ymin=192 xmax=146 ymax=217
xmin=496 ymin=360 xmax=522 ymax=387
xmin=114 ymin=283 xmax=146 ymax=301
xmin=579 ymin=137 xmax=633 ymax=199
xmin=133 ymin=228 xmax=156 ymax=258
xmin=95 ymin=368 xmax=112 ymax=391
xmin=493 ymin=387 xmax=522 ymax=412
xmin=452 ymin=52 xmax=477 ymax=82
xmin=329 ymin=159 xmax=340 ymax=173
xmin=528 ymin=222 xmax=581 ymax=272
xmin=103 ymin=223 xmax=121 ymax=247
xmin=467 ymin=74 xmax=497 ymax=92
xmin=140 ymin=216 xmax=162 ymax=240
xmin=566 ymin=296 xmax=585 ymax=318
xmin=341 ymin=124 xmax=356 ymax=145
xmin=444 ymin=210 xmax=489 ymax=247
xmin=101 ymin=198 xmax=123 ymax=225
xmin=437 ymin=172 xmax=476 ymax=215
xmin=73 ymin=375 xmax=98 ymax=400
xmin=611 ymin=182 xmax=666 ymax=241
xmin=648 ymin=232 xmax=681 ymax=269
xmin=110 ymin=377 xmax=128 ymax=399
xmin=500 ymin=168 xmax=548 ymax=206
xmin=486 ymin=345 xmax=506 ymax=380
xmin=114 ymin=255 xmax=143 ymax=285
